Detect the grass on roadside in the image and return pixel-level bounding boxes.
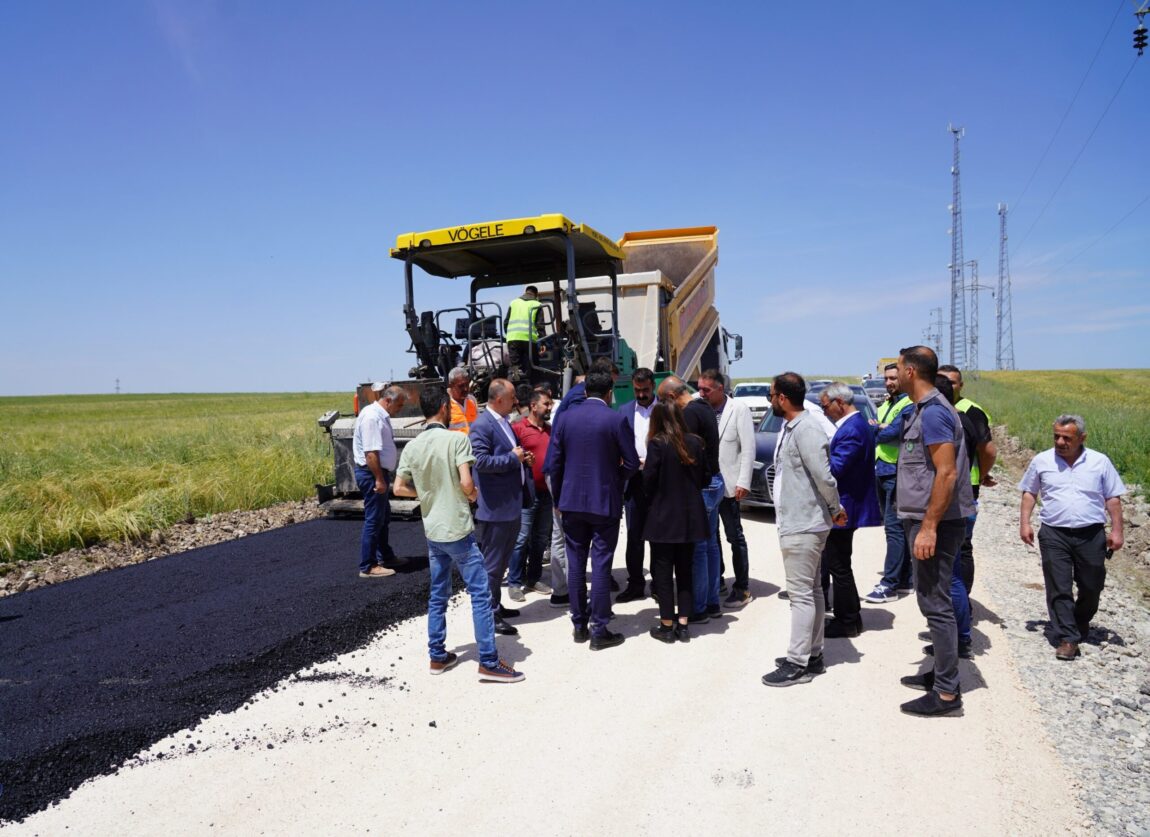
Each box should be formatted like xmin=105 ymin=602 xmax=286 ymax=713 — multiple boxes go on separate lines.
xmin=965 ymin=369 xmax=1149 ymax=494
xmin=0 ymin=393 xmax=347 ymax=563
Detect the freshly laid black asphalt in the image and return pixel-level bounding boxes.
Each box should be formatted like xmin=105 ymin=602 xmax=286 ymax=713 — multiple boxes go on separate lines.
xmin=0 ymin=518 xmax=435 ymax=823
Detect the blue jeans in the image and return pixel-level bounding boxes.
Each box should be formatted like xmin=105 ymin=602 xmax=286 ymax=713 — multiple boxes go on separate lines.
xmin=508 ymin=492 xmax=553 ymax=587
xmin=355 ymin=465 xmax=396 ymax=573
xmin=950 ymin=554 xmax=972 ymax=645
xmin=693 ymin=475 xmax=725 ymax=613
xmin=426 ymin=534 xmax=499 ymax=669
xmin=718 ymin=496 xmax=750 ymax=592
xmin=959 ymin=506 xmax=977 ymax=594
xmin=877 ymin=473 xmax=911 ymax=591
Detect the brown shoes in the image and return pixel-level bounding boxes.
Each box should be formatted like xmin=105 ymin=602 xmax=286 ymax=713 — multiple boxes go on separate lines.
xmin=359 ymin=566 xmax=396 ymax=578
xmin=1055 ymin=641 xmax=1081 ymax=661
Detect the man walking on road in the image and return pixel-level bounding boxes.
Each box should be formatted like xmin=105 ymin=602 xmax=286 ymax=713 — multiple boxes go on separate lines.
xmin=1019 ymin=414 xmax=1125 ymax=661
xmin=549 ymin=370 xmax=639 ymax=650
xmin=894 ymin=346 xmax=974 ymax=717
xmin=762 ymin=372 xmax=845 ymax=687
xmin=353 ymin=383 xmax=407 ymax=579
xmin=696 ymin=369 xmax=756 ymax=609
xmin=865 ymin=362 xmax=914 ymax=603
xmin=393 ymin=385 xmax=524 ymax=683
xmin=470 ymin=378 xmax=534 ymax=637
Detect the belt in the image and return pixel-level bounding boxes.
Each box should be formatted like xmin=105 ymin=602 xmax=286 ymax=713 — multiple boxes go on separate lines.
xmin=1043 ymin=522 xmax=1104 ymax=535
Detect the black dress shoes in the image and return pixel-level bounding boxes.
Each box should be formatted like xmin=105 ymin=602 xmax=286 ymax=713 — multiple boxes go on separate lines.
xmin=824 ymin=620 xmax=862 ymax=639
xmin=615 ymin=587 xmax=646 ymax=603
xmin=572 ymin=626 xmax=590 ymax=643
xmin=649 ymin=624 xmax=676 ymax=644
xmin=493 ymin=618 xmax=519 ymax=636
xmin=496 ymin=606 xmax=521 ymax=618
xmin=589 ymin=630 xmax=625 ymax=651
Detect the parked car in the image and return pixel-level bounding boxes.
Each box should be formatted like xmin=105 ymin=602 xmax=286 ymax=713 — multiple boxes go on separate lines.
xmin=743 ymin=391 xmax=878 ymax=509
xmin=862 ymin=378 xmax=887 ymax=407
xmin=731 ymin=381 xmax=772 ymax=426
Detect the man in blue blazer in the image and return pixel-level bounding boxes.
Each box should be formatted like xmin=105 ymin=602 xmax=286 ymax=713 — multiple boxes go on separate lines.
xmin=819 ymin=382 xmax=882 ymax=637
xmin=471 ymin=378 xmax=533 ymax=636
xmin=549 ymin=370 xmax=640 ymax=650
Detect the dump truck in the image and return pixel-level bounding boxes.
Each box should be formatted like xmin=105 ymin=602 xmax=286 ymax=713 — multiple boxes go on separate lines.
xmin=315 ymin=214 xmax=741 ymax=516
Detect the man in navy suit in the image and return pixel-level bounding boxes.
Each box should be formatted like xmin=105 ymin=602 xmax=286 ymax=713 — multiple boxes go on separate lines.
xmin=618 ymin=367 xmax=657 ymax=601
xmin=549 ymin=370 xmax=640 ymax=650
xmin=819 ymin=382 xmax=883 ymax=638
xmin=471 ymin=378 xmax=534 ymax=637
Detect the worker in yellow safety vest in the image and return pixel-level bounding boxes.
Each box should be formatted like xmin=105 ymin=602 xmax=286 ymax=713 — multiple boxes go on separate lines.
xmin=504 ymin=286 xmax=545 ymax=384
xmin=446 ymin=366 xmax=479 ymax=433
xmin=939 ymin=365 xmax=997 ymax=596
xmin=863 ymin=362 xmax=915 ymax=604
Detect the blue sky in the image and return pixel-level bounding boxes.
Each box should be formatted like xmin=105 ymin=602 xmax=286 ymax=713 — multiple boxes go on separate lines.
xmin=1 ymin=1 xmax=1146 ymax=395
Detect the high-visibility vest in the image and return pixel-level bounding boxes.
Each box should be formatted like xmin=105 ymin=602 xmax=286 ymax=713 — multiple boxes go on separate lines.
xmin=449 ymin=395 xmax=478 ymax=433
xmin=506 ymin=297 xmax=542 ymax=342
xmin=955 ymin=397 xmax=992 ymax=485
xmin=876 ymin=395 xmax=911 ymax=464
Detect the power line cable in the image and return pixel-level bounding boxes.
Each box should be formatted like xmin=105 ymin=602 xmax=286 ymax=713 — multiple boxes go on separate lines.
xmin=1012 ymin=54 xmax=1140 ymax=260
xmin=1043 ymin=192 xmax=1150 ymax=276
xmin=1009 ymin=0 xmax=1127 ymax=217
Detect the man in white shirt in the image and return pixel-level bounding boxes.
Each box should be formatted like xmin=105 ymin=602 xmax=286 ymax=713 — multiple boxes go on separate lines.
xmin=353 ymin=383 xmax=407 ymax=578
xmin=1019 ymin=414 xmax=1126 ymax=661
xmin=618 ymin=368 xmax=657 ymax=602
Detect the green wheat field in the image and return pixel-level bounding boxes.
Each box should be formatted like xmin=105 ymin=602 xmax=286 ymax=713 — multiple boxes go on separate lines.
xmin=0 ymin=393 xmax=345 ymax=563
xmin=1 ymin=371 xmax=1146 ymax=564
xmin=964 ymin=369 xmax=1149 ymax=492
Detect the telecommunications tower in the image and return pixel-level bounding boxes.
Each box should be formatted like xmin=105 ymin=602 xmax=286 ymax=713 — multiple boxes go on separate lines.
xmin=996 ymin=203 xmax=1016 ymax=370
xmin=947 ymin=124 xmax=968 ymax=369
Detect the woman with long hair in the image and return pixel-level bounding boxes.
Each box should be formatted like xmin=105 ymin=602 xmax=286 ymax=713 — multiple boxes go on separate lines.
xmin=643 ymin=400 xmax=710 ymax=642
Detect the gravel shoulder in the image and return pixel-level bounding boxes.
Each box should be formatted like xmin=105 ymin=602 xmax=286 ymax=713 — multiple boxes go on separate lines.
xmin=968 ymin=461 xmax=1150 ymax=833
xmin=6 ymin=513 xmax=1085 ymax=835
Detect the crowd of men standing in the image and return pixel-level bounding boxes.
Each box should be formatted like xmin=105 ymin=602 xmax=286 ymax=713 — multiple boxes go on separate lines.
xmin=353 ymin=347 xmax=1128 ymax=711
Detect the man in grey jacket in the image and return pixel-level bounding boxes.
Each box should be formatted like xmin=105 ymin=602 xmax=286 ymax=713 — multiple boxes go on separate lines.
xmin=762 ymin=372 xmax=846 ymax=687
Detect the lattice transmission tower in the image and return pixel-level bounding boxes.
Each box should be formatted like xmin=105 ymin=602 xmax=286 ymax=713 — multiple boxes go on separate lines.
xmin=964 ymin=260 xmax=993 ymax=374
xmin=947 ymin=125 xmax=968 ymax=369
xmin=996 ymin=203 xmax=1016 ymax=370
xmin=922 ymin=306 xmax=945 ymax=358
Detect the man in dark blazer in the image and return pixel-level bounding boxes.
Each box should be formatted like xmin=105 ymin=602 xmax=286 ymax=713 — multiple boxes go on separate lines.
xmin=549 ymin=370 xmax=640 ymax=650
xmin=471 ymin=378 xmax=533 ymax=636
xmin=618 ymin=367 xmax=657 ymax=601
xmin=819 ymin=382 xmax=882 ymax=637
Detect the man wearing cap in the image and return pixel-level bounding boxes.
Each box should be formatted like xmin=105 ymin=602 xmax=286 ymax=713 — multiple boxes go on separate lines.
xmin=353 ymin=383 xmax=407 ymax=578
xmin=504 ymin=285 xmax=546 ymax=385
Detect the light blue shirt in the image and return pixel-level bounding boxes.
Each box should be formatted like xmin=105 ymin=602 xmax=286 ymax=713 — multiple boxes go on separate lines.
xmin=1019 ymin=447 xmax=1126 ymax=528
xmin=352 ymin=401 xmax=397 ymax=471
